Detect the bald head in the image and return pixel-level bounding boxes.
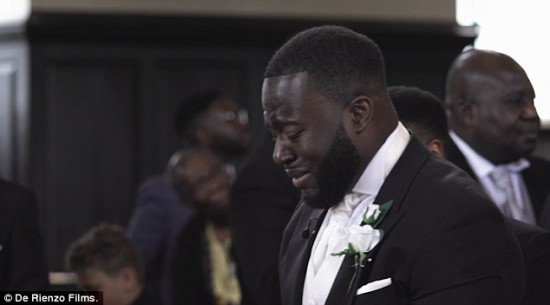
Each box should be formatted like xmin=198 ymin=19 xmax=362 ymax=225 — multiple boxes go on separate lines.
xmin=445 ymin=49 xmax=539 ymax=164
xmin=446 ymin=50 xmax=528 ymax=107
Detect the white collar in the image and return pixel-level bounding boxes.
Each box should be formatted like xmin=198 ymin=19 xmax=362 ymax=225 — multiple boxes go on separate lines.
xmin=352 ymin=122 xmax=411 ymax=196
xmin=449 ymin=131 xmax=529 ymax=177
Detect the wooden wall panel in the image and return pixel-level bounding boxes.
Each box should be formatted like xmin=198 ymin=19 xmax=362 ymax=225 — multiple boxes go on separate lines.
xmin=32 ymin=58 xmax=139 ymax=269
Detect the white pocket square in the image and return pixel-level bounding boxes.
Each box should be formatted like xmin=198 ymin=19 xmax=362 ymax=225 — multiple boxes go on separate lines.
xmin=356 ymin=278 xmax=392 ymax=295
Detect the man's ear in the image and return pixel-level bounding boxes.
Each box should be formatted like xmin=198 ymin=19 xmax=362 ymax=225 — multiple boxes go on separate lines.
xmin=348 ymin=96 xmax=373 ymax=133
xmin=455 ymin=98 xmax=476 ymax=127
xmin=427 ymin=139 xmax=446 ymax=158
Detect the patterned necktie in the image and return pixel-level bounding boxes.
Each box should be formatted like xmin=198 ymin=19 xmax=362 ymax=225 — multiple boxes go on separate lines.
xmin=490 ymin=166 xmax=525 ymax=221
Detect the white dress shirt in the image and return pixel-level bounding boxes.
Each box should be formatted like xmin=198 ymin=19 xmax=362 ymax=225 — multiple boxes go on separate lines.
xmin=449 ymin=131 xmax=536 ymax=224
xmin=302 ymin=123 xmax=410 ymax=305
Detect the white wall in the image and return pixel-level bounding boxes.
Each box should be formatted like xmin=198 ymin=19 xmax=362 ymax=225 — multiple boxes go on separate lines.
xmin=31 ymin=0 xmax=456 ymax=23
xmin=0 ymin=0 xmax=31 ymax=27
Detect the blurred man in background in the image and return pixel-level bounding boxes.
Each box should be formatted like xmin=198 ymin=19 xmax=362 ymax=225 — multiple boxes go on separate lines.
xmin=127 ymin=91 xmax=250 ymax=305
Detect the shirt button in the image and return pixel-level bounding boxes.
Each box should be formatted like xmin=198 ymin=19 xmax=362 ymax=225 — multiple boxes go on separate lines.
xmin=308 ymin=300 xmax=317 ymax=305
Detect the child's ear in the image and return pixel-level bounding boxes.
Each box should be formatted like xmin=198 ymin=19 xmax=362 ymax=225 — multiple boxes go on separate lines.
xmin=119 ymin=266 xmax=139 ymax=289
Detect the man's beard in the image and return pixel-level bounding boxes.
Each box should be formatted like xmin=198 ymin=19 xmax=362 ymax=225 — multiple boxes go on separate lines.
xmin=303 ymin=124 xmax=361 ymax=209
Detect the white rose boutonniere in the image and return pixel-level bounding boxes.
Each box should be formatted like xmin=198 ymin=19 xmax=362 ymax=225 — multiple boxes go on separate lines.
xmin=331 ymin=199 xmax=394 ymax=292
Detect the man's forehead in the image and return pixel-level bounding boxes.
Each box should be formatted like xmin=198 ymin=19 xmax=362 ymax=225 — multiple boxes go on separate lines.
xmin=263 ymin=72 xmax=309 ymax=100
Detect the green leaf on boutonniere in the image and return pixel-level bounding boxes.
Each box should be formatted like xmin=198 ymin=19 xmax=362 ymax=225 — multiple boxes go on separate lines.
xmin=364 ymin=199 xmax=394 ymax=228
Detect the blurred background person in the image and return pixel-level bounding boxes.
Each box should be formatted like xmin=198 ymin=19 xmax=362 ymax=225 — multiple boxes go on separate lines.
xmin=66 ymin=223 xmax=158 ymax=305
xmin=445 ymin=49 xmax=550 ymax=226
xmin=390 ymin=84 xmax=550 ymax=305
xmin=388 ymin=85 xmax=448 ymax=158
xmin=0 ymin=178 xmax=49 ymax=291
xmin=127 ymin=91 xmax=250 ymax=305
xmin=171 ymin=148 xmax=240 ymax=305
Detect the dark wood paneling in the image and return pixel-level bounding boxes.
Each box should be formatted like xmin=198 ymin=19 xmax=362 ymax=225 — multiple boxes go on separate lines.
xmin=27 ymin=12 xmax=476 ymax=270
xmin=31 ymin=58 xmax=139 ymax=269
xmin=29 ymin=43 xmax=271 ymax=270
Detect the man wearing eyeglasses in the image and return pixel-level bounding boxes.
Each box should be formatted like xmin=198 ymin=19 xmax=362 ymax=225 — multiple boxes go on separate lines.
xmin=127 ymin=91 xmax=250 ymax=305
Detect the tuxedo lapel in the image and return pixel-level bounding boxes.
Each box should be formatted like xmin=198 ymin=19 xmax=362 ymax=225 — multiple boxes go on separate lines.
xmin=520 ymin=157 xmax=550 ymax=218
xmin=325 ymin=138 xmax=429 ymax=304
xmin=375 ymin=138 xmax=430 ymax=230
xmin=281 ymin=202 xmax=326 ymax=305
xmin=445 ymin=138 xmax=477 ymax=181
xmin=325 ymin=253 xmax=359 ymax=305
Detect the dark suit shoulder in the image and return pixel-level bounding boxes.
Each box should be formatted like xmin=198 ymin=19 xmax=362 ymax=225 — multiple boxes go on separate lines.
xmin=523 ymin=156 xmax=550 ymax=219
xmin=376 ymin=153 xmax=525 ymax=305
xmin=412 ymin=155 xmax=496 ymax=214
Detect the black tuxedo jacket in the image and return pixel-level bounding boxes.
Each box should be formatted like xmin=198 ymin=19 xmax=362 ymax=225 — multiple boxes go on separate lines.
xmin=0 ymin=179 xmax=49 ymax=290
xmin=280 ymin=138 xmax=525 ymax=305
xmin=445 ymin=137 xmax=550 ymax=225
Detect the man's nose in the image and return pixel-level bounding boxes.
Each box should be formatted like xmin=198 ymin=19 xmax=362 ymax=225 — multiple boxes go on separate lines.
xmin=522 ymin=99 xmax=539 ymax=120
xmin=273 ymin=139 xmax=293 ymax=166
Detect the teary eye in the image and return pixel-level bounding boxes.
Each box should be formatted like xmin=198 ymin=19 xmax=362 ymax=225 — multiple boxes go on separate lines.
xmin=287 ymin=130 xmax=304 ymax=141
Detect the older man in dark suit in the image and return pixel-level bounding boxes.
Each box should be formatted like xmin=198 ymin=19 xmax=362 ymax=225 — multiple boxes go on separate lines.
xmin=390 ymin=84 xmax=550 ymax=305
xmin=444 ymin=49 xmax=550 ymax=226
xmin=263 ymin=26 xmax=524 ymax=305
xmin=0 ymin=178 xmax=49 ymax=290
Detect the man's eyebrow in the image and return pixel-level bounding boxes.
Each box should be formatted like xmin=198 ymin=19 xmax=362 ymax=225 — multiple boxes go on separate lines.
xmin=266 ymin=110 xmax=298 ymax=128
xmin=270 ymin=118 xmax=300 ymax=130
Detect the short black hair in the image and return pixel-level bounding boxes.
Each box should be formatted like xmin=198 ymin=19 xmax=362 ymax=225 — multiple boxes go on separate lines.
xmin=174 ymin=90 xmax=224 ymax=136
xmin=169 ymin=147 xmax=221 ymax=200
xmin=389 ymin=85 xmax=448 ymax=142
xmin=265 ymin=25 xmax=387 ymax=102
xmin=65 ymin=223 xmax=144 ymax=283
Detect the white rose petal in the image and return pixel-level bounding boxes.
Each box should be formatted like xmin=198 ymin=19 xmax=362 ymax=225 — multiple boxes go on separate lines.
xmin=365 ymin=204 xmax=382 ymax=221
xmin=347 ymin=224 xmax=381 ymax=253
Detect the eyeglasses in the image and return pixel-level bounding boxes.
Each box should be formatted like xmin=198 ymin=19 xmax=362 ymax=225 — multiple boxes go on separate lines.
xmin=209 ymin=109 xmax=249 ymax=125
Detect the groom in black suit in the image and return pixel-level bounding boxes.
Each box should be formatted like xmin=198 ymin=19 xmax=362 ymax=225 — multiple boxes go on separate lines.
xmin=262 ymin=26 xmax=525 ymax=305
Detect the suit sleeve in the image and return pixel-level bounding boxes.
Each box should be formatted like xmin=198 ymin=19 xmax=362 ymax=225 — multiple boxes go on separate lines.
xmin=127 ymin=179 xmax=172 ymax=277
xmin=7 ymin=189 xmax=50 ymax=290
